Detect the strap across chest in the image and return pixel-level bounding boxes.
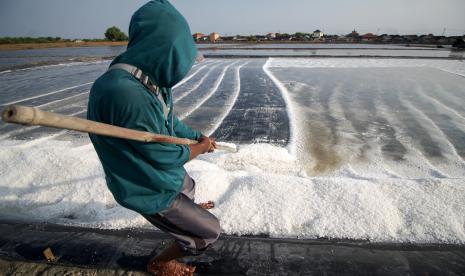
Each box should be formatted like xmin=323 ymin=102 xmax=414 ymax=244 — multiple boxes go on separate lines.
xmin=108 ymin=63 xmax=169 ymax=121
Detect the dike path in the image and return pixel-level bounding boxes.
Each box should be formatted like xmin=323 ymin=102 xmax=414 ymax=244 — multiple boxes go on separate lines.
xmin=0 ymin=220 xmax=464 ymax=275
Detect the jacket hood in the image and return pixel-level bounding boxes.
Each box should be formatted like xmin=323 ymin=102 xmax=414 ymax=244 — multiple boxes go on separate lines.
xmin=111 ymin=0 xmax=197 ymax=88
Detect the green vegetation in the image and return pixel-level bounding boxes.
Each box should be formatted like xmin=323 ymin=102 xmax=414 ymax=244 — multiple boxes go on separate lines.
xmin=452 ymin=38 xmax=465 ymax=49
xmin=104 ymin=26 xmax=128 ymax=42
xmin=247 ymin=35 xmax=257 ymax=42
xmin=294 ymin=32 xmax=307 ymax=38
xmin=276 ymin=33 xmax=291 ymax=40
xmin=0 ymin=37 xmax=69 ymax=44
xmin=81 ymin=38 xmax=108 ymax=42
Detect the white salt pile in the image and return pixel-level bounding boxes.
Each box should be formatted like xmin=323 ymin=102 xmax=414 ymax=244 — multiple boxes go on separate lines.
xmin=0 ymin=139 xmax=463 ymax=244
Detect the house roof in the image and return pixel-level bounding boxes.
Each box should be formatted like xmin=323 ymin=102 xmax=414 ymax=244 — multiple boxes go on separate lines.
xmin=362 ymin=33 xmax=377 ymax=38
xmin=346 ymin=30 xmax=360 ymax=37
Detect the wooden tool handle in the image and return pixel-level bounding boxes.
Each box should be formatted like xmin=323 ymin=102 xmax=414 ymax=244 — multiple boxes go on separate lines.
xmin=2 ymin=105 xmax=197 ymax=145
xmin=2 ymin=105 xmax=238 ymax=152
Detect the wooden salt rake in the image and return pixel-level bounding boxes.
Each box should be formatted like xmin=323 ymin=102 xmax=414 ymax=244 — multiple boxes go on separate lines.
xmin=1 ymin=105 xmax=237 ymax=152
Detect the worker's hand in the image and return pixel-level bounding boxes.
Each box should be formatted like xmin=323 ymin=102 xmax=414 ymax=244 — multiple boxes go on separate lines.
xmin=209 ymin=138 xmax=217 ymax=153
xmin=189 ymin=136 xmax=215 ymax=160
xmin=198 ymin=136 xmax=213 ymax=154
xmin=199 ymin=136 xmax=216 ymax=153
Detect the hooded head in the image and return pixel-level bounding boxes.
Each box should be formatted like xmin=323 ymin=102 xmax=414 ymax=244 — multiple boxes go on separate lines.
xmin=111 ymin=0 xmax=197 ymax=88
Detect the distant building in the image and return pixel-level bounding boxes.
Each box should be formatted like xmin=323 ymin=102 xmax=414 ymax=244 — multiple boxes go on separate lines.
xmin=379 ymin=34 xmax=392 ymax=43
xmin=233 ymin=35 xmax=247 ymax=42
xmin=361 ymin=33 xmax=377 ymax=42
xmin=192 ymin=33 xmax=205 ymax=42
xmin=335 ymin=35 xmax=349 ymax=42
xmin=324 ymin=35 xmax=338 ymax=43
xmin=209 ymin=32 xmax=220 ymax=43
xmin=312 ymin=30 xmax=324 ymax=39
xmin=267 ymin=33 xmax=277 ymax=39
xmin=347 ymin=30 xmax=360 ymax=38
xmin=346 ymin=30 xmax=361 ymax=43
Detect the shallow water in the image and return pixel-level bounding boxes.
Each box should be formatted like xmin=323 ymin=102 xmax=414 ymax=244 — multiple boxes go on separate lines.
xmin=2 ymin=44 xmax=462 ymax=71
xmin=0 ymin=46 xmax=125 ymax=71
xmin=198 ymin=43 xmax=443 ymax=49
xmin=200 ymin=48 xmax=459 ymax=58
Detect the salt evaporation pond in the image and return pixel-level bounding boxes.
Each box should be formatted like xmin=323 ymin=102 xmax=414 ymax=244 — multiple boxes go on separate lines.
xmin=0 ymin=50 xmax=464 ymax=244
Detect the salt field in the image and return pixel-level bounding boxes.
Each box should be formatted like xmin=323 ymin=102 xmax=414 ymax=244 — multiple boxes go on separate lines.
xmin=0 ymin=46 xmax=465 ymax=244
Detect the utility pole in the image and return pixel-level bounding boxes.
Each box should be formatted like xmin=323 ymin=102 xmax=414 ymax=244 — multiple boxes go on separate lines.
xmin=442 ymin=27 xmax=446 ymax=36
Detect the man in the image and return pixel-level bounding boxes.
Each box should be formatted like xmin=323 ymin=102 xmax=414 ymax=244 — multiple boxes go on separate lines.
xmin=87 ymin=1 xmax=220 ymax=275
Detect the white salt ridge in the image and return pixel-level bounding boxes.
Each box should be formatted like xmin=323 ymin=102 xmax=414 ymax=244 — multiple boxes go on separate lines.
xmin=178 ymin=61 xmax=239 ymax=120
xmin=206 ymin=62 xmax=248 ymax=137
xmin=0 ymin=140 xmax=464 ymax=244
xmin=263 ymin=59 xmax=298 ymax=156
xmin=2 ymin=82 xmax=94 ymax=106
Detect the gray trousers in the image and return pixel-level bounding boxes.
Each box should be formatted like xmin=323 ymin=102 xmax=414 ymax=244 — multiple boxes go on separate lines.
xmin=144 ymin=174 xmax=221 ymax=256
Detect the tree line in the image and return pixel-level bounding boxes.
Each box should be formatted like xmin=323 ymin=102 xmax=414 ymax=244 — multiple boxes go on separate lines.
xmin=0 ymin=37 xmax=69 ymax=44
xmin=0 ymin=26 xmax=128 ymax=45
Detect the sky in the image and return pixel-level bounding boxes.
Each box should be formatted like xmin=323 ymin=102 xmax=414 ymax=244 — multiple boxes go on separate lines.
xmin=0 ymin=0 xmax=464 ymax=38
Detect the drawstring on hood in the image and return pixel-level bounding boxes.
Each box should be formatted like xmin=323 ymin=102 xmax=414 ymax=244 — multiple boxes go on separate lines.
xmin=111 ymin=0 xmax=197 ymax=88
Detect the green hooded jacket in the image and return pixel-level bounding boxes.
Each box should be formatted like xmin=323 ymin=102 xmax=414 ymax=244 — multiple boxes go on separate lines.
xmin=87 ymin=0 xmax=201 ymax=215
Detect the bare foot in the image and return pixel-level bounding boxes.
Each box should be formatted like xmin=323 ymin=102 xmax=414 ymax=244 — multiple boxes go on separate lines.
xmin=147 ymin=259 xmax=195 ymax=276
xmin=199 ymin=201 xmax=215 ymax=209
